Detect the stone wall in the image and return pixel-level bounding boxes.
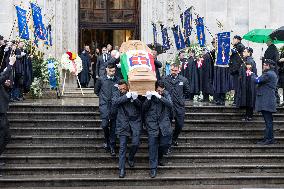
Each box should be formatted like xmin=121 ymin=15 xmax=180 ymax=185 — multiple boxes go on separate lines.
xmin=141 ymin=0 xmax=284 ymax=75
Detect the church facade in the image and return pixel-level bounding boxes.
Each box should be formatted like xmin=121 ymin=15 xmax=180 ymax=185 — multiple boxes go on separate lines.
xmin=0 ymin=0 xmax=284 ymax=72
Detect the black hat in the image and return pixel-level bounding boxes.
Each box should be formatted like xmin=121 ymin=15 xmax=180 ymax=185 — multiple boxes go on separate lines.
xmin=264 ymin=59 xmax=276 ymax=65
xmin=0 ymin=35 xmax=3 ymax=40
xmin=245 ymin=47 xmax=253 ymax=54
xmin=234 ymin=35 xmax=242 ymax=41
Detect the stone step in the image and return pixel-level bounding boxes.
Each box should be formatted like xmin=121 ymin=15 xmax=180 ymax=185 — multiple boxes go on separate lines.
xmin=9 ymin=104 xmax=284 ymax=113
xmin=1 ymin=153 xmax=284 ymax=164
xmin=8 ymin=135 xmax=284 ymax=145
xmin=8 ymin=127 xmax=284 ymax=137
xmin=1 ymin=185 xmax=284 ymax=189
xmin=2 ymin=163 xmax=284 ymax=176
xmin=7 ymin=111 xmax=284 ymax=121
xmin=8 ymin=119 xmax=284 ymax=128
xmin=5 ymin=144 xmax=284 ymax=154
xmin=0 ymin=173 xmax=284 ymax=187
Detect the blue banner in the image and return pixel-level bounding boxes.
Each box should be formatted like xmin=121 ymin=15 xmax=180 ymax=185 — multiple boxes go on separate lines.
xmin=47 ymin=59 xmax=57 ymax=89
xmin=180 ymin=8 xmax=193 ymax=47
xmin=196 ymin=17 xmax=206 ymax=47
xmin=31 ymin=3 xmax=47 ymax=40
xmin=152 ymin=22 xmax=158 ymax=47
xmin=161 ymin=25 xmax=170 ymax=51
xmin=16 ymin=6 xmax=30 ymax=40
xmin=216 ymin=32 xmax=231 ymax=65
xmin=172 ymin=25 xmax=185 ymax=50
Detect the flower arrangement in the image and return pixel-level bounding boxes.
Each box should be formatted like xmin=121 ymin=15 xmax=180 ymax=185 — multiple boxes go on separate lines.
xmin=61 ymin=51 xmax=82 ymax=75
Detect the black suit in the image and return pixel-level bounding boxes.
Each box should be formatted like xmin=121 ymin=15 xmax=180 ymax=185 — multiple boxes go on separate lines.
xmin=96 ymin=54 xmax=111 ymax=77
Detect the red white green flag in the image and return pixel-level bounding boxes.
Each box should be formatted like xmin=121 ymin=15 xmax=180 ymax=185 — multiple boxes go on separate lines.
xmin=120 ymin=50 xmax=156 ymax=81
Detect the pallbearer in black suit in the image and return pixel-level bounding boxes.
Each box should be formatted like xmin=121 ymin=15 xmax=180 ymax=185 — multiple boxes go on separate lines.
xmin=112 ymin=80 xmax=142 ymax=178
xmin=95 ymin=64 xmax=120 ymax=156
xmin=143 ymin=81 xmax=173 ymax=178
xmin=162 ymin=64 xmax=190 ymax=146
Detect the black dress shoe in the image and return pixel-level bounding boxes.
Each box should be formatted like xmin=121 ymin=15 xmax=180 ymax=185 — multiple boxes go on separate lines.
xmin=0 ymin=162 xmax=5 ymax=166
xmin=119 ymin=169 xmax=125 ymax=178
xmin=158 ymin=160 xmax=165 ymax=166
xmin=110 ymin=148 xmax=116 ymax=156
xmin=150 ymin=169 xmax=157 ymax=178
xmin=128 ymin=160 xmax=134 ymax=167
xmin=172 ymin=140 xmax=178 ymax=146
xmin=257 ymin=139 xmax=276 ymax=145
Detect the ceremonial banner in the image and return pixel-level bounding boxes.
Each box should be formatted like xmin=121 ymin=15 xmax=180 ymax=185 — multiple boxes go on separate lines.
xmin=31 ymin=3 xmax=47 ymax=40
xmin=120 ymin=50 xmax=155 ymax=81
xmin=161 ymin=25 xmax=170 ymax=51
xmin=172 ymin=25 xmax=185 ymax=50
xmin=196 ymin=17 xmax=206 ymax=47
xmin=152 ymin=22 xmax=158 ymax=47
xmin=180 ymin=8 xmax=193 ymax=47
xmin=16 ymin=6 xmax=30 ymax=40
xmin=47 ymin=59 xmax=57 ymax=89
xmin=216 ymin=32 xmax=231 ymax=65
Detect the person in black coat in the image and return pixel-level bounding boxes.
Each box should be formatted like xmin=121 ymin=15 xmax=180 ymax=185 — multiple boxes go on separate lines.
xmin=152 ymin=50 xmax=162 ymax=80
xmin=187 ymin=50 xmax=200 ymax=100
xmin=95 ymin=63 xmax=120 ymax=156
xmin=96 ymin=47 xmax=111 ymax=78
xmin=0 ymin=35 xmax=6 ymax=73
xmin=229 ymin=35 xmax=245 ymax=105
xmin=278 ymin=50 xmax=284 ymax=105
xmin=79 ymin=45 xmax=91 ymax=88
xmin=199 ymin=50 xmax=214 ymax=102
xmin=236 ymin=47 xmax=257 ymax=121
xmin=162 ymin=63 xmax=190 ymax=146
xmin=11 ymin=41 xmax=28 ymax=101
xmin=143 ymin=81 xmax=173 ymax=178
xmin=111 ymin=80 xmax=141 ymax=178
xmin=0 ymin=55 xmax=16 ymax=165
xmin=249 ymin=59 xmax=278 ymax=145
xmin=107 ymin=50 xmax=122 ymax=79
xmin=263 ymin=40 xmax=280 ymax=104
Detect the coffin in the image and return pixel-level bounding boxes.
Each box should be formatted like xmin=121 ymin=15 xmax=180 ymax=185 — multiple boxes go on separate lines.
xmin=119 ymin=40 xmax=157 ymax=95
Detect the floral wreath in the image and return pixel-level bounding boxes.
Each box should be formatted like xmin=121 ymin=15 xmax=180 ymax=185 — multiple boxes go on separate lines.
xmin=61 ymin=51 xmax=83 ymax=75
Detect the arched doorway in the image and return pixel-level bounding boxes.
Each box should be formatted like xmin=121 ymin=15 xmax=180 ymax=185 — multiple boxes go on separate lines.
xmin=79 ymin=0 xmax=140 ymax=51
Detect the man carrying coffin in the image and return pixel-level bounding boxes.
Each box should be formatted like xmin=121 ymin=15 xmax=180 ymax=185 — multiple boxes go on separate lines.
xmin=143 ymin=81 xmax=173 ymax=178
xmin=111 ymin=80 xmax=141 ymax=178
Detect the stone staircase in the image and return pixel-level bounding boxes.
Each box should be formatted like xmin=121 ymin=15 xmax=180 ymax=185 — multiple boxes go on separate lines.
xmin=0 ymin=101 xmax=284 ymax=188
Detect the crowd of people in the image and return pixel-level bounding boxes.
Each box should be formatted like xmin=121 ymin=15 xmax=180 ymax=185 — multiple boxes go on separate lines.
xmin=1 ymin=33 xmax=284 ymax=178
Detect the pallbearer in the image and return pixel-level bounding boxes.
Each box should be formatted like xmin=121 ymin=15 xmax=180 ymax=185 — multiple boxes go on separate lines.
xmin=112 ymin=80 xmax=141 ymax=178
xmin=143 ymin=81 xmax=173 ymax=178
xmin=95 ymin=63 xmax=119 ymax=156
xmin=163 ymin=64 xmax=190 ymax=146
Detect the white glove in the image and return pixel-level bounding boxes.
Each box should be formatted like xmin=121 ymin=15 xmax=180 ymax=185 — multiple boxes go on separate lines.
xmin=145 ymin=91 xmax=152 ymax=100
xmin=126 ymin=92 xmax=132 ymax=98
xmin=116 ymin=63 xmax=121 ymax=68
xmin=21 ymin=52 xmax=26 ymax=56
xmin=131 ymin=92 xmax=138 ymax=100
xmin=152 ymin=91 xmax=161 ymax=99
